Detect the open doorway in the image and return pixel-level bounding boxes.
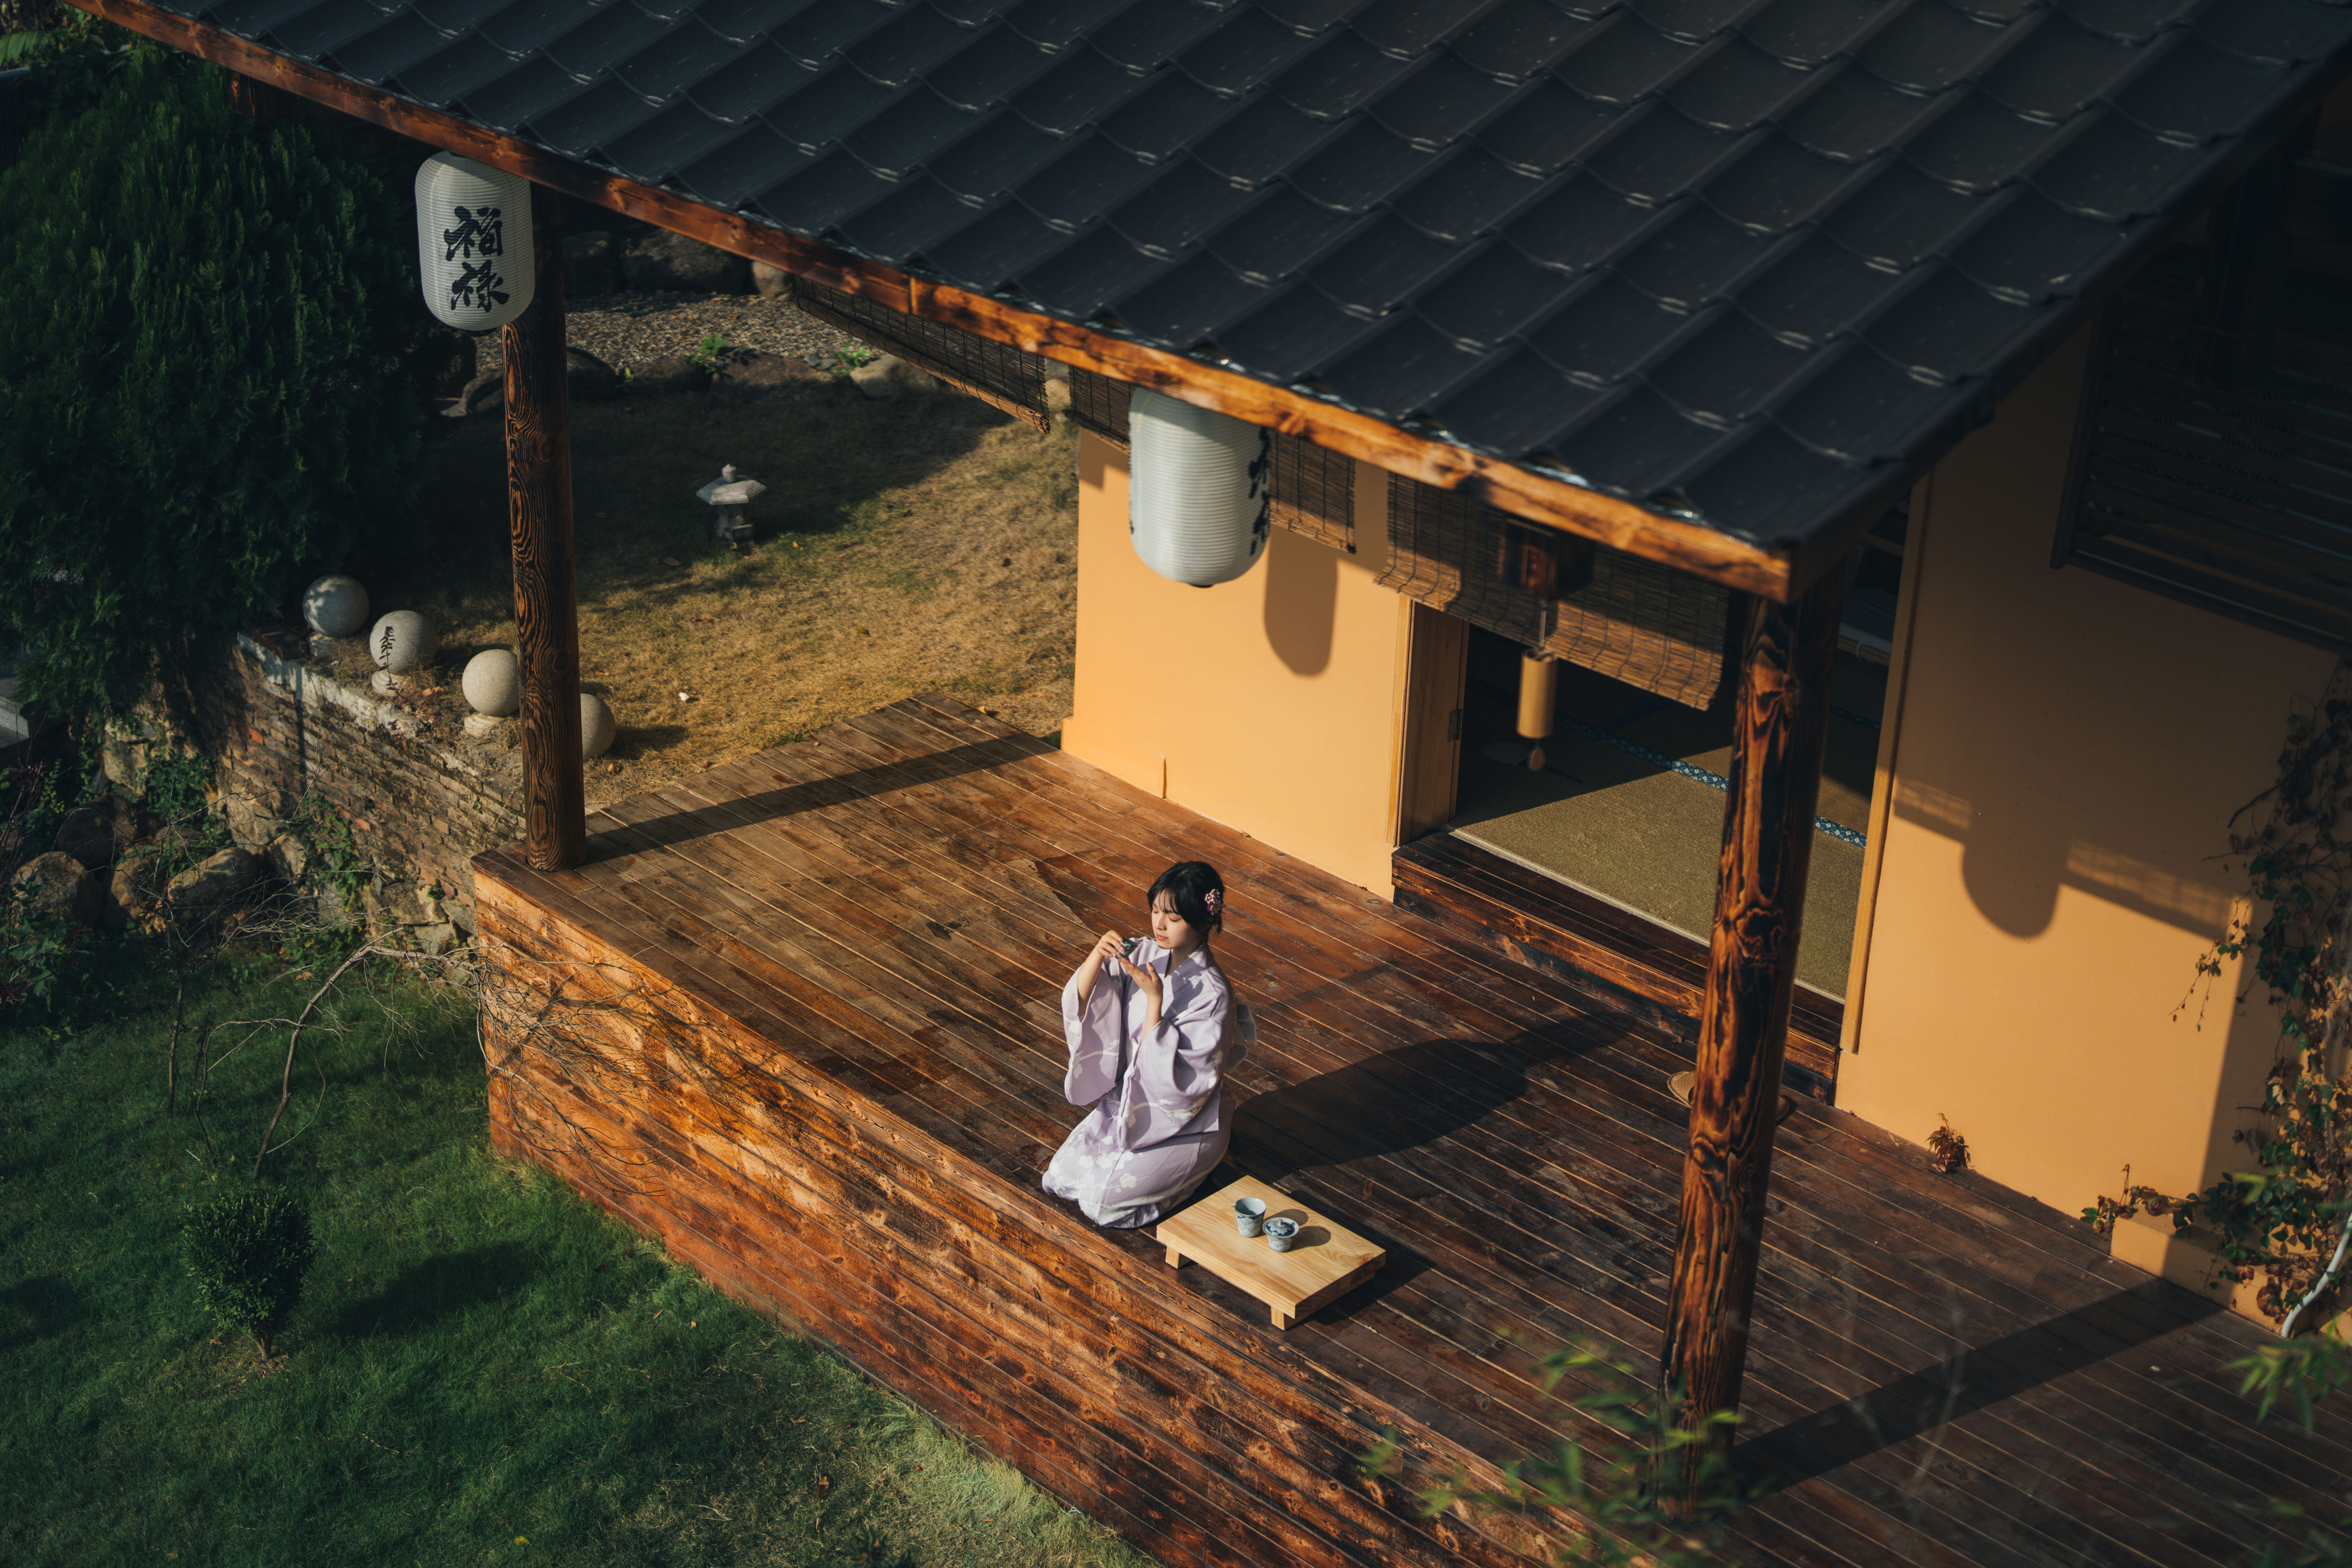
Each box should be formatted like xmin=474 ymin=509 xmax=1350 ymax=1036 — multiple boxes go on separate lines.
xmin=1446 ymin=510 xmax=1905 ymax=1004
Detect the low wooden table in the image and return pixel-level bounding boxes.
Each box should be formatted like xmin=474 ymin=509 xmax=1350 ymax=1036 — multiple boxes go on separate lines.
xmin=1158 ymin=1176 xmax=1386 ymax=1330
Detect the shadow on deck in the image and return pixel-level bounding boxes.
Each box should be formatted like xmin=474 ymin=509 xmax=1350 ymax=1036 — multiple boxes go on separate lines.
xmin=475 ymin=696 xmax=2352 ymax=1568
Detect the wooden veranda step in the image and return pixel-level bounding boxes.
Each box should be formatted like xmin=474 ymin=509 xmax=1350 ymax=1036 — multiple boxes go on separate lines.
xmin=1391 ymin=832 xmax=1843 ymax=1102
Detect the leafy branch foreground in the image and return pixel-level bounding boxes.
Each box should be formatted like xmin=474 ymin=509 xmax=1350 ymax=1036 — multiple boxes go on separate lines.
xmin=1362 ymin=1343 xmax=1750 ymax=1568
xmin=0 ymin=932 xmax=1151 ymax=1568
xmin=2087 ymin=660 xmax=2352 ymax=1326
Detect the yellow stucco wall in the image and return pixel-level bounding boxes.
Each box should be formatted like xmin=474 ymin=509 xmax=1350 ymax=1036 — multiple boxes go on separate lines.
xmin=1839 ymin=328 xmax=2335 ymax=1285
xmin=1061 ymin=430 xmax=1412 ymax=897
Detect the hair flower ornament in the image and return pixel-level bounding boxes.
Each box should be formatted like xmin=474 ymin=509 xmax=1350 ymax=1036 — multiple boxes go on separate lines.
xmin=1204 ymin=887 xmax=1223 ymax=919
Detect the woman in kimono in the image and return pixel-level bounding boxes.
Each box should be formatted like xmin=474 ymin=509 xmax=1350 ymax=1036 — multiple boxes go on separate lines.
xmin=1043 ymin=861 xmax=1249 ymax=1228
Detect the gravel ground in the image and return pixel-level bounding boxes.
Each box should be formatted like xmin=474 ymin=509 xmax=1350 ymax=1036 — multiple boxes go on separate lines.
xmin=472 ymin=290 xmax=864 ymax=376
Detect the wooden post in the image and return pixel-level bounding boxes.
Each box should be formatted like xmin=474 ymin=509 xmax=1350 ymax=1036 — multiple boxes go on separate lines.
xmin=226 ymin=70 xmax=285 ymax=118
xmin=1661 ymin=563 xmax=1848 ymax=1478
xmin=504 ymin=182 xmax=587 ymax=871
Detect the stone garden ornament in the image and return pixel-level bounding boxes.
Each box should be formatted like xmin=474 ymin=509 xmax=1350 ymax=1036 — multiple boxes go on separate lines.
xmin=696 ymin=464 xmax=766 ymax=544
xmin=415 ymin=153 xmax=534 ymax=333
xmin=301 ymin=574 xmax=369 ymax=638
xmin=370 ymin=610 xmax=440 ymax=675
xmin=461 ymin=648 xmax=521 ymax=717
xmin=580 ymin=693 xmax=617 ymax=759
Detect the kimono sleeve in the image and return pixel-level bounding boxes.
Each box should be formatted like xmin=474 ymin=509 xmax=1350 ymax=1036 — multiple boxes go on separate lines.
xmin=1060 ymin=954 xmax=1127 ymax=1107
xmin=1125 ymin=967 xmax=1229 ymax=1135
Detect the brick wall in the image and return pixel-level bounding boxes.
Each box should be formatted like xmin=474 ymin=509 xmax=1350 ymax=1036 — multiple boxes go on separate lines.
xmin=168 ymin=631 xmax=524 ymax=934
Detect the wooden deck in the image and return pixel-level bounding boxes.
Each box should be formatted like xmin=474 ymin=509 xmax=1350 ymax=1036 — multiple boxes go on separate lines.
xmin=475 ymin=696 xmax=2352 ymax=1568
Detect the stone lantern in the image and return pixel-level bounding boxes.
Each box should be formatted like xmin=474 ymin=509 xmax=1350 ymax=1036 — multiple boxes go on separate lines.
xmin=696 ymin=464 xmax=766 ymax=545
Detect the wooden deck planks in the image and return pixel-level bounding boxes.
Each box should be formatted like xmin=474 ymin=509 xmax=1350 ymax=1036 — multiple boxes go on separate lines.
xmin=477 ymin=697 xmax=2352 ymax=1568
xmin=812 ymin=700 xmax=2333 ymax=1566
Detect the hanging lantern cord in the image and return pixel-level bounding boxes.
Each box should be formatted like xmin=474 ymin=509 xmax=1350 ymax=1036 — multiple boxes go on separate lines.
xmin=1517 ymin=651 xmax=1559 ymax=773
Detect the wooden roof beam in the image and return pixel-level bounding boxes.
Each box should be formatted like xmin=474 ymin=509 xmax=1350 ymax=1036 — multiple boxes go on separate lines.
xmin=70 ymin=0 xmax=1812 ymax=602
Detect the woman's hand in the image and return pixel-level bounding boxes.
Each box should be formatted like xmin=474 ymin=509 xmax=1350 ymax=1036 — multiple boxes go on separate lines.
xmin=1113 ymin=943 xmax=1164 ymax=1033
xmin=1070 ymin=929 xmax=1124 ymax=1005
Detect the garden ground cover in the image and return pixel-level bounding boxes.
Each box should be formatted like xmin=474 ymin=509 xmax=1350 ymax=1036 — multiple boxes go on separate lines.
xmin=329 ymin=377 xmax=1080 ymax=813
xmin=0 ymin=936 xmax=1153 ymax=1568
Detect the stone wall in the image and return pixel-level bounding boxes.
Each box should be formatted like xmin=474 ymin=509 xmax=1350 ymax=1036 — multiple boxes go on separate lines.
xmin=155 ymin=630 xmax=525 ymax=937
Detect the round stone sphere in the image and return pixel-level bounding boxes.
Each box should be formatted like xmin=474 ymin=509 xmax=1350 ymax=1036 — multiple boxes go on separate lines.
xmin=461 ymin=648 xmax=520 ymax=716
xmin=369 ymin=610 xmax=439 ymax=674
xmin=580 ymin=692 xmax=617 ymax=759
xmin=302 ymin=574 xmax=369 ymax=639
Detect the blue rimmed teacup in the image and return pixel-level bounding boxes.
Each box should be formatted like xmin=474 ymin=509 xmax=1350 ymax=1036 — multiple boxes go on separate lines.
xmin=1263 ymin=1217 xmax=1299 ymax=1253
xmin=1234 ymin=1197 xmax=1267 ymax=1237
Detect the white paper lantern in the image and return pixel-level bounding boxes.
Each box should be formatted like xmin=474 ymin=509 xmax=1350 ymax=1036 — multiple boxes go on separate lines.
xmin=415 ymin=152 xmax=535 ymax=331
xmin=1127 ymin=387 xmax=1271 ymax=587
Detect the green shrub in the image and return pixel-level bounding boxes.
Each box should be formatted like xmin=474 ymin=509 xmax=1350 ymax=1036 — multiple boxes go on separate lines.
xmin=180 ymin=1188 xmax=316 ymax=1357
xmin=138 ymin=751 xmax=209 ymax=828
xmin=0 ymin=42 xmax=432 ymax=720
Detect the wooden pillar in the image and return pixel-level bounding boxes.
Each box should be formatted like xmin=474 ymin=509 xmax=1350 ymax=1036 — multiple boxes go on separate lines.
xmin=226 ymin=70 xmax=285 ymax=119
xmin=1661 ymin=562 xmax=1848 ymax=1472
xmin=504 ymin=182 xmax=587 ymax=872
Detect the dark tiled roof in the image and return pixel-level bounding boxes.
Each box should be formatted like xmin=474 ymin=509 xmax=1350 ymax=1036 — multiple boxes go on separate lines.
xmin=176 ymin=0 xmax=2352 ymax=545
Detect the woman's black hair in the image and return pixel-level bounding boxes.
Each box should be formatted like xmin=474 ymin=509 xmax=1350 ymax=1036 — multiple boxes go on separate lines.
xmin=1148 ymin=861 xmax=1225 ymax=936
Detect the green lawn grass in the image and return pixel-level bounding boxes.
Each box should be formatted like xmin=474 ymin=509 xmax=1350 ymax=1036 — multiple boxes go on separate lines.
xmin=0 ymin=937 xmax=1154 ymax=1568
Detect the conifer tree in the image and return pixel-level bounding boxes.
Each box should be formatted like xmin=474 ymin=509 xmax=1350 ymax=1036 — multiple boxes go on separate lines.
xmin=0 ymin=43 xmax=430 ymax=717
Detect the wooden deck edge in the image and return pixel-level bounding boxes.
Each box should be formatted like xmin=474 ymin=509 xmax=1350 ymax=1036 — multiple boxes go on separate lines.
xmin=470 ymin=861 xmax=1563 ymax=1568
xmin=1392 ymin=835 xmax=1841 ymax=1103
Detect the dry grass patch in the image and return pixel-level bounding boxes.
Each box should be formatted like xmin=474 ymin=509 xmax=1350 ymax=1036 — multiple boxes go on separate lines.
xmin=341 ymin=380 xmax=1077 ymax=808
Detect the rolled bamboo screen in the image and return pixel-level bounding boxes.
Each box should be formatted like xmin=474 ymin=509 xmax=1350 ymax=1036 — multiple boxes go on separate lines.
xmin=791 ymin=279 xmax=1053 ymax=431
xmin=1379 ymin=474 xmax=1733 ymax=710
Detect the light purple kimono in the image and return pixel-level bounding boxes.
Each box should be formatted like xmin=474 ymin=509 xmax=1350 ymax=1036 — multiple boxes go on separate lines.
xmin=1041 ymin=938 xmax=1249 ymax=1228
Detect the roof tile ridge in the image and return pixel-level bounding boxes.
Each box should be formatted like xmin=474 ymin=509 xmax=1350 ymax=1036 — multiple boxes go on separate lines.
xmin=997 ymin=0 xmax=1123 ymax=55
xmin=1255 ymin=18 xmax=1402 ymax=121
xmin=1457 ymin=80 xmax=1652 ymax=181
xmin=1202 ymin=202 xmax=1383 ymax=283
xmin=1827 ymin=9 xmax=2059 ymax=114
xmin=1553 ymin=385 xmax=1755 ymax=498
xmin=1957 ymin=8 xmax=2196 ymax=128
xmin=767 ymin=5 xmax=903 ymax=69
xmin=1628 ymin=214 xmax=1809 ymax=307
xmin=1483 ymin=193 xmax=1690 ymax=278
xmin=1798 ymin=175 xmax=2028 ymax=282
xmin=1759 ymin=341 xmax=1992 ymax=469
xmin=2048 ymin=0 xmax=2197 ymax=49
xmin=1351 ymin=66 xmax=1525 ymax=153
xmin=678 ymin=78 xmax=767 ymax=126
xmin=1370 ymin=159 xmax=1572 ymax=249
xmin=1934 ymin=212 xmax=2113 ymax=307
xmin=2182 ymin=4 xmax=2352 ymax=68
xmin=1581 ymin=19 xmax=1746 ymax=108
xmin=1625 ymin=0 xmax=1778 ymax=48
xmin=1564 ymin=101 xmax=1769 ymax=204
xmin=1509 ymin=288 xmax=1726 ymax=390
xmin=1885 ymin=86 xmax=2116 ymax=202
xmin=2014 ymin=114 xmax=2195 ymax=220
xmin=1729 ymin=0 xmax=1930 ymax=70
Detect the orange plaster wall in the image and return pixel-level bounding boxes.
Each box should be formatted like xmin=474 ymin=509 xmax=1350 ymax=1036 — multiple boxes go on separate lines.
xmin=1061 ymin=429 xmax=1412 ymax=897
xmin=1838 ymin=328 xmax=2335 ymax=1272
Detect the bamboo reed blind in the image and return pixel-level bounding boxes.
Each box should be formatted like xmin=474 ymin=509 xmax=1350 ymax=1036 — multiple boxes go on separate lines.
xmin=1379 ymin=474 xmax=1733 ymax=709
xmin=791 ymin=279 xmax=1053 ymax=431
